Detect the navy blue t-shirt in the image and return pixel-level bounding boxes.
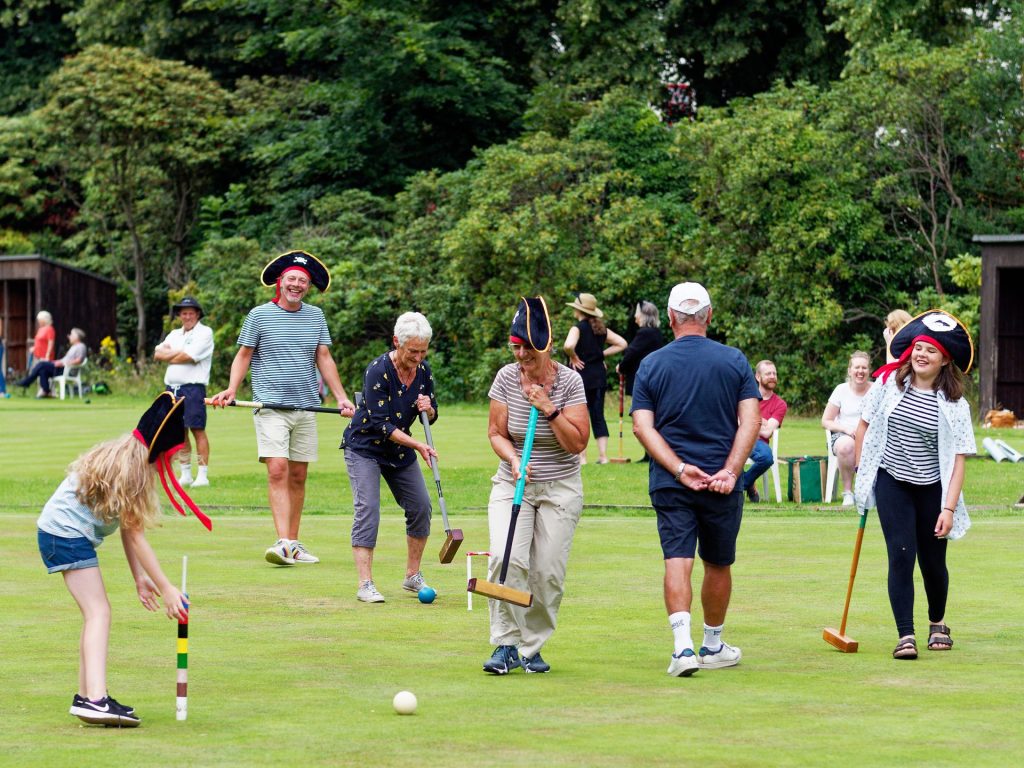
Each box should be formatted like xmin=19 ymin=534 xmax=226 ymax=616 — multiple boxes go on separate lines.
xmin=631 ymin=335 xmax=760 ymax=493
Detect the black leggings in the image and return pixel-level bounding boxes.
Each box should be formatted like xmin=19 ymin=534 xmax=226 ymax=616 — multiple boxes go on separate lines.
xmin=585 ymin=387 xmax=609 ymax=439
xmin=874 ymin=468 xmax=948 ymax=637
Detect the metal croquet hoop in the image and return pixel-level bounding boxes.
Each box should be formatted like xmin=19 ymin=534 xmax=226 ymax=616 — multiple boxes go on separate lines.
xmin=466 ymin=551 xmax=492 ymax=611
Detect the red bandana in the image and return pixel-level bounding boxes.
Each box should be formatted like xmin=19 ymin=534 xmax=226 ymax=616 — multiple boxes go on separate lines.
xmin=872 ymin=334 xmax=951 ymax=384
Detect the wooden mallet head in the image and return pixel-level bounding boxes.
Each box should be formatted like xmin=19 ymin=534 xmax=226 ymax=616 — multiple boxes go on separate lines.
xmin=823 ymin=627 xmax=858 ymax=653
xmin=438 ymin=529 xmax=464 ymax=564
xmin=467 ymin=577 xmax=533 ymax=608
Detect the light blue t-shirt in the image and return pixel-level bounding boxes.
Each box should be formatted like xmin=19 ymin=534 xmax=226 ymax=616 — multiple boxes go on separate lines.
xmin=38 ymin=475 xmax=120 ymax=546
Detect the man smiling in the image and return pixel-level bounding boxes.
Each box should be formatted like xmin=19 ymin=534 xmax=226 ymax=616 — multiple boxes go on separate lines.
xmin=211 ymin=251 xmax=355 ymax=566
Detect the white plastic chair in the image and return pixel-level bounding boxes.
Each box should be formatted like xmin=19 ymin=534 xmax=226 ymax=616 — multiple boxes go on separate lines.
xmin=54 ymin=358 xmax=87 ymax=400
xmin=744 ymin=429 xmax=782 ymax=503
xmin=824 ymin=429 xmax=840 ymax=503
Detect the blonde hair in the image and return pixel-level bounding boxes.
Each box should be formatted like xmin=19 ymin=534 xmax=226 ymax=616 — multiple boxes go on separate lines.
xmin=885 ymin=309 xmax=913 ymax=334
xmin=71 ymin=433 xmax=160 ymax=530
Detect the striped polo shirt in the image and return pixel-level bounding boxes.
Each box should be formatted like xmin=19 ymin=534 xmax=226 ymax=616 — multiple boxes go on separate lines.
xmin=881 ymin=386 xmax=941 ymax=484
xmin=38 ymin=474 xmax=120 ymax=546
xmin=237 ymin=302 xmax=332 ymax=408
xmin=489 ymin=362 xmax=586 ymax=483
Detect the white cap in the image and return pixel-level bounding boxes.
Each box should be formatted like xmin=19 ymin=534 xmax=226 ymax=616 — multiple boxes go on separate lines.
xmin=667 ymin=282 xmax=711 ymax=314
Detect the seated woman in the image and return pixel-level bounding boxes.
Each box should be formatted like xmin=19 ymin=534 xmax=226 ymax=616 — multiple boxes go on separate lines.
xmin=821 ymin=350 xmax=871 ymax=506
xmin=19 ymin=328 xmax=86 ymax=398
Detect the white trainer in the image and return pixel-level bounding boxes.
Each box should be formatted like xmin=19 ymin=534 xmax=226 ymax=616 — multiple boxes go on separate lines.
xmin=357 ymin=580 xmax=385 ymax=603
xmin=291 ymin=541 xmax=319 ymax=563
xmin=189 ymin=475 xmax=209 ymax=488
xmin=402 ymin=571 xmax=431 ymax=593
xmin=842 ymin=492 xmax=855 ymax=507
xmin=667 ymin=648 xmax=699 ymax=677
xmin=698 ymin=642 xmax=742 ymax=669
xmin=177 ymin=474 xmax=193 ymax=487
xmin=265 ymin=539 xmax=295 ymax=566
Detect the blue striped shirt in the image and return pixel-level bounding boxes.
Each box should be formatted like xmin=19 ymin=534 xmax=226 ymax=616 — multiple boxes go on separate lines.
xmin=881 ymin=386 xmax=941 ymax=484
xmin=237 ymin=302 xmax=332 ymax=408
xmin=38 ymin=475 xmax=120 ymax=546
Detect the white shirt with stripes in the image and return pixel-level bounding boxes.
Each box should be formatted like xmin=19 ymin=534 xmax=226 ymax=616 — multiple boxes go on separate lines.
xmin=237 ymin=302 xmax=331 ymax=408
xmin=489 ymin=362 xmax=586 ymax=483
xmin=881 ymin=386 xmax=940 ymax=483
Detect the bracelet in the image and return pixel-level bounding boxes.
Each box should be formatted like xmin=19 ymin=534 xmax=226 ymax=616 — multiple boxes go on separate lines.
xmin=676 ymin=462 xmax=687 ymax=481
xmin=942 ymin=506 xmax=955 ymax=513
xmin=545 ymin=408 xmax=561 ymax=421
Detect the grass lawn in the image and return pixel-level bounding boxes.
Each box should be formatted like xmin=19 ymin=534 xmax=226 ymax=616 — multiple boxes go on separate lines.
xmin=1 ymin=395 xmax=1022 ymax=766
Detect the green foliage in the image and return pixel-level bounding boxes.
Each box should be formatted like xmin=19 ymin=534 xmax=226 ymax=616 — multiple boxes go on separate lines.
xmin=0 ymin=0 xmax=78 ymax=113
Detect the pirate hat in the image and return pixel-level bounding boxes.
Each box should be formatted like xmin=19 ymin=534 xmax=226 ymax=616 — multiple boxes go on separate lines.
xmin=509 ymin=296 xmax=552 ymax=352
xmin=889 ymin=309 xmax=974 ymax=373
xmin=134 ymin=392 xmax=186 ymax=463
xmin=172 ymin=296 xmax=203 ymax=317
xmin=260 ymin=250 xmax=331 ymax=292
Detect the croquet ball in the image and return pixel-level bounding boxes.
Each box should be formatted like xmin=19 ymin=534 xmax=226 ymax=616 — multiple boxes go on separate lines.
xmin=393 ymin=690 xmax=417 ymax=715
xmin=418 ymin=586 xmax=436 ymax=604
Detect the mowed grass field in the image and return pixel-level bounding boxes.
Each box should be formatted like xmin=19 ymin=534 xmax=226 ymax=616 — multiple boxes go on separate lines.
xmin=1 ymin=395 xmax=1023 ymax=767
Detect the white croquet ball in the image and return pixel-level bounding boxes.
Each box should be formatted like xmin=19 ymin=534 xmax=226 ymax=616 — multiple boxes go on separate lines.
xmin=393 ymin=690 xmax=417 ymax=715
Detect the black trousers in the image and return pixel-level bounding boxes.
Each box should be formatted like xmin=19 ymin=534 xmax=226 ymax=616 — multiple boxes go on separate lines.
xmin=874 ymin=468 xmax=948 ymax=637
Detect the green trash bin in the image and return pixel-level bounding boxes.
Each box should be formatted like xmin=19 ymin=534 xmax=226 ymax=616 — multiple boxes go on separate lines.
xmin=786 ymin=456 xmax=826 ymax=503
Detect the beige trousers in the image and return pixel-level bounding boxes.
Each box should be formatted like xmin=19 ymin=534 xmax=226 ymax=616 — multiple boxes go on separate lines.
xmin=486 ymin=473 xmax=583 ymax=658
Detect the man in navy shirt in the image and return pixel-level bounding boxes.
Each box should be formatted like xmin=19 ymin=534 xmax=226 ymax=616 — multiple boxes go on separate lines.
xmin=632 ymin=282 xmax=760 ymax=677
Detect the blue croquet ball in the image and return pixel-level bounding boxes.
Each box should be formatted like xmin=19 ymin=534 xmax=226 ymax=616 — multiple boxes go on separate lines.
xmin=418 ymin=586 xmax=436 ymax=604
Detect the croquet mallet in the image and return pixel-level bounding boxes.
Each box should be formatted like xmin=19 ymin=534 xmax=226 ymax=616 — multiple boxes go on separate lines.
xmin=204 ymin=397 xmax=343 ymax=415
xmin=466 ymin=406 xmax=539 ymax=608
xmin=823 ymin=511 xmax=868 ymax=652
xmin=419 ymin=411 xmax=464 ymax=563
xmin=609 ymin=372 xmax=631 ymax=463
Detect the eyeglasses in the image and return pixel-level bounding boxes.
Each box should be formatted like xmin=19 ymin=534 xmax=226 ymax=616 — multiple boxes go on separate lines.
xmin=508 ymin=343 xmax=526 ymax=353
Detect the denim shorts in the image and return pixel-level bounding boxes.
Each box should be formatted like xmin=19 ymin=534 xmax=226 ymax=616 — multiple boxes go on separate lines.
xmin=38 ymin=529 xmax=99 ymax=573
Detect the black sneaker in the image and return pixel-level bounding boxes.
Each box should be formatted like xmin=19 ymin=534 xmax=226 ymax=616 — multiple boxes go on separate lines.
xmin=482 ymin=645 xmax=521 ymax=675
xmin=71 ymin=693 xmax=135 ymax=715
xmin=521 ymin=652 xmax=550 ymax=673
xmin=70 ymin=695 xmax=141 ymax=727
xmin=745 ymin=485 xmax=760 ymax=503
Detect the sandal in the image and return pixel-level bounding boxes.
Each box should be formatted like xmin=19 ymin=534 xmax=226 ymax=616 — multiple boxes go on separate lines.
xmin=893 ymin=636 xmax=918 ymax=660
xmin=928 ymin=623 xmax=953 ymax=651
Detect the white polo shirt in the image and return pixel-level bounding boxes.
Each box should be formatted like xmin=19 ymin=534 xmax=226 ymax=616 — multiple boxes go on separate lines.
xmin=163 ymin=321 xmax=215 ymax=386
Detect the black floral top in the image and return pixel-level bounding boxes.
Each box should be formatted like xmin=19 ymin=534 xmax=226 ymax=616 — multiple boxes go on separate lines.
xmin=342 ymin=352 xmax=438 ymax=468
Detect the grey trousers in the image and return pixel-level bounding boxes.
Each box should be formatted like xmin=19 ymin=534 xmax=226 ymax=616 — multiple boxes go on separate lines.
xmin=487 ymin=473 xmax=583 ymax=658
xmin=345 ymin=449 xmax=432 ymax=548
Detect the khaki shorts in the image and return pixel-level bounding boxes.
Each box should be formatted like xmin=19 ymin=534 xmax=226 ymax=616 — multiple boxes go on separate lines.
xmin=254 ymin=409 xmax=318 ymax=462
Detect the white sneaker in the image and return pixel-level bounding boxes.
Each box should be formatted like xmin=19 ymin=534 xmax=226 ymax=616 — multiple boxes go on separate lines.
xmin=189 ymin=475 xmax=209 ymax=488
xmin=667 ymin=648 xmax=699 ymax=677
xmin=698 ymin=642 xmax=742 ymax=669
xmin=842 ymin=492 xmax=855 ymax=507
xmin=357 ymin=580 xmax=385 ymax=603
xmin=178 ymin=474 xmax=193 ymax=487
xmin=402 ymin=571 xmax=431 ymax=593
xmin=291 ymin=541 xmax=319 ymax=563
xmin=265 ymin=539 xmax=296 ymax=566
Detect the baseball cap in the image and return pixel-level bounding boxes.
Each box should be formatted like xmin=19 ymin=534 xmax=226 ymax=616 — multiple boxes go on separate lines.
xmin=667 ymin=282 xmax=711 ymax=314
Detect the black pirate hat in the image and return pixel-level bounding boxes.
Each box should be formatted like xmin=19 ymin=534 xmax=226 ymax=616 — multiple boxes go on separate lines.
xmin=260 ymin=250 xmax=331 ymax=292
xmin=509 ymin=296 xmax=552 ymax=352
xmin=889 ymin=309 xmax=974 ymax=373
xmin=132 ymin=392 xmax=213 ymax=530
xmin=172 ymin=296 xmax=204 ymax=317
xmin=134 ymin=392 xmax=186 ymax=463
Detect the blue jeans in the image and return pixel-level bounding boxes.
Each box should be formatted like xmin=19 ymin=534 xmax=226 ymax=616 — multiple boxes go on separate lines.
xmin=742 ymin=440 xmax=774 ymax=490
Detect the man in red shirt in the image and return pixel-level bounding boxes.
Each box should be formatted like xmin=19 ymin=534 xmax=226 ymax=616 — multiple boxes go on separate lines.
xmin=741 ymin=360 xmax=787 ymax=502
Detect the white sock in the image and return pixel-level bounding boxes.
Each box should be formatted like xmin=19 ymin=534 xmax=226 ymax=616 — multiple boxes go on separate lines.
xmin=197 ymin=465 xmax=208 ymax=480
xmin=703 ymin=623 xmax=724 ymax=651
xmin=669 ymin=611 xmax=692 ymax=655
xmin=179 ymin=464 xmax=193 ymax=481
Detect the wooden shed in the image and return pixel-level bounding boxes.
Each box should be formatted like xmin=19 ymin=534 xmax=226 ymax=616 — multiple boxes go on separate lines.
xmin=0 ymin=254 xmax=118 ymax=375
xmin=974 ymin=235 xmax=1024 ymax=418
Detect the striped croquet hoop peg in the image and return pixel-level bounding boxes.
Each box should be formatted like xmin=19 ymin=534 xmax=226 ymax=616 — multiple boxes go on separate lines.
xmin=176 ymin=555 xmax=189 ymax=721
xmin=466 ymin=551 xmax=492 ymax=611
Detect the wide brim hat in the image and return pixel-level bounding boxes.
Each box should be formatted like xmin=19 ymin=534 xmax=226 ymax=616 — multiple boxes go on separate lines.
xmin=566 ymin=292 xmax=603 ymax=318
xmin=510 ymin=296 xmax=552 ymax=352
xmin=889 ymin=309 xmax=974 ymax=373
xmin=172 ymin=296 xmax=203 ymax=317
xmin=133 ymin=392 xmax=186 ymax=463
xmin=261 ymin=250 xmax=331 ymax=292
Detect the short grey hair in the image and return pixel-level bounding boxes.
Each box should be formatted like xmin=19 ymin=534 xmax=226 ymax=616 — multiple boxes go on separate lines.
xmin=635 ymin=301 xmax=660 ymax=329
xmin=37 ymin=310 xmax=53 ymax=325
xmin=669 ymin=306 xmax=711 ymax=326
xmin=394 ymin=312 xmax=432 ymax=346
xmin=69 ymin=327 xmax=86 ymax=342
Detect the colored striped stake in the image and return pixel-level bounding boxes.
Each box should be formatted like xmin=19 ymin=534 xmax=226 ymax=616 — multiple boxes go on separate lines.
xmin=466 ymin=551 xmax=492 ymax=611
xmin=176 ymin=555 xmax=189 ymax=721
